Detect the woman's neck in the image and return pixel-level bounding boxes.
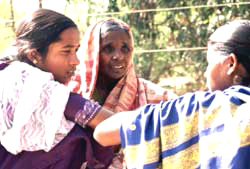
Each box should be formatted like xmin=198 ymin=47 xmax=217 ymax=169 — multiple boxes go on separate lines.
xmin=93 ymin=74 xmax=120 ymax=104
xmin=96 ymin=74 xmax=119 ymax=92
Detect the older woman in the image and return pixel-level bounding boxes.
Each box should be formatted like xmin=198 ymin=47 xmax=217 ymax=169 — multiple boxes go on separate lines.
xmin=69 ymin=17 xmax=177 ymax=168
xmin=71 ymin=18 xmax=176 ymax=111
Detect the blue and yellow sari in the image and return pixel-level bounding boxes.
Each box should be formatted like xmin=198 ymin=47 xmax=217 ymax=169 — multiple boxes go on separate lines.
xmin=121 ymin=85 xmax=250 ymax=169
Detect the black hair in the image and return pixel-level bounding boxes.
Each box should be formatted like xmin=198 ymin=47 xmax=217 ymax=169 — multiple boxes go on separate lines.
xmin=208 ymin=20 xmax=250 ymax=77
xmin=2 ymin=8 xmax=77 ymax=64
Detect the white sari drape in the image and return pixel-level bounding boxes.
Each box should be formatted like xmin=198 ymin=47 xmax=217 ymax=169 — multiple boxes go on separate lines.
xmin=0 ymin=61 xmax=74 ymax=154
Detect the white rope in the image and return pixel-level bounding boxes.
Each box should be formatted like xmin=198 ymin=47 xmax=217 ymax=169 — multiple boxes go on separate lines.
xmin=1 ymin=2 xmax=248 ymax=54
xmin=134 ymin=47 xmax=207 ymax=54
xmin=84 ymin=2 xmax=250 ymax=16
xmin=1 ymin=1 xmax=250 ymax=22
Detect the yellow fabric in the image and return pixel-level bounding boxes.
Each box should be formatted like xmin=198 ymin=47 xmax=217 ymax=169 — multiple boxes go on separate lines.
xmin=121 ymin=87 xmax=250 ymax=168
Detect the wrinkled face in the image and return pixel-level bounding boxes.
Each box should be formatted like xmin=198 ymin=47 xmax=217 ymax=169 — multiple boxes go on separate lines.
xmin=38 ymin=27 xmax=80 ymax=84
xmin=99 ymin=30 xmax=133 ymax=80
xmin=205 ymin=44 xmax=231 ymax=91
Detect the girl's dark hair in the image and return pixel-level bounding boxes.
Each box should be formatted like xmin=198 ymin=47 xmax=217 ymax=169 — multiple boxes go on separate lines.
xmin=208 ymin=20 xmax=250 ymax=77
xmin=3 ymin=8 xmax=77 ymax=64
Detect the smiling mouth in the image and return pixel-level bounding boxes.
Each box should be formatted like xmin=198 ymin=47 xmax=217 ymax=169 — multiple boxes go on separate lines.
xmin=113 ymin=65 xmax=124 ymax=69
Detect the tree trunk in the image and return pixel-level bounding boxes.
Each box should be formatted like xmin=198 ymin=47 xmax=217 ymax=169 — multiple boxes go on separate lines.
xmin=39 ymin=0 xmax=42 ymax=8
xmin=10 ymin=0 xmax=15 ymax=32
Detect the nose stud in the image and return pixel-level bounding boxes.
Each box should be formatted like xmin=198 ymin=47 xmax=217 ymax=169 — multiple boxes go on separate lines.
xmin=33 ymin=59 xmax=38 ymax=64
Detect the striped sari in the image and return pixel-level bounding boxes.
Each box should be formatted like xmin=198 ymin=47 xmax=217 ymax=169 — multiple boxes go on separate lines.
xmin=121 ymin=85 xmax=250 ymax=169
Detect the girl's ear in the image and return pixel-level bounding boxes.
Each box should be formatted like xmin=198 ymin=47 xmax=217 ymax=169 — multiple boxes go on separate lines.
xmin=227 ymin=53 xmax=238 ymax=76
xmin=26 ymin=49 xmax=42 ymax=65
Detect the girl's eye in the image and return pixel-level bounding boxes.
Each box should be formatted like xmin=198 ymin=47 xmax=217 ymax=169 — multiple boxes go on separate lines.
xmin=121 ymin=44 xmax=130 ymax=53
xmin=62 ymin=50 xmax=71 ymax=54
xmin=102 ymin=44 xmax=114 ymax=54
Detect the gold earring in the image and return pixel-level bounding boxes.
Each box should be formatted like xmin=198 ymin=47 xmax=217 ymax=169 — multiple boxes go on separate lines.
xmin=33 ymin=59 xmax=38 ymax=64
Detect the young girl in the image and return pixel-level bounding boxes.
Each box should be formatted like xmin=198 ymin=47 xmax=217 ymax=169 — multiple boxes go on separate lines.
xmin=0 ymin=9 xmax=113 ymax=169
xmin=94 ymin=20 xmax=250 ymax=169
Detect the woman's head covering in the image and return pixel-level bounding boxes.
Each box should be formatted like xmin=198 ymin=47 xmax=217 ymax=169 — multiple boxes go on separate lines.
xmin=69 ymin=18 xmax=172 ymax=112
xmin=70 ymin=18 xmax=134 ymax=98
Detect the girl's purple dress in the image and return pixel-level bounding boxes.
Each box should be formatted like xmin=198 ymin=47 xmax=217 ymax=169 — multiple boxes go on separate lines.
xmin=0 ymin=63 xmax=114 ymax=169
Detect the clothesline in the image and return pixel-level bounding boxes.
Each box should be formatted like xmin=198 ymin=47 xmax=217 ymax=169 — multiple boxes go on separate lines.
xmin=1 ymin=2 xmax=250 ymax=23
xmin=1 ymin=2 xmax=248 ymax=54
xmin=134 ymin=47 xmax=207 ymax=54
xmin=83 ymin=2 xmax=250 ymax=16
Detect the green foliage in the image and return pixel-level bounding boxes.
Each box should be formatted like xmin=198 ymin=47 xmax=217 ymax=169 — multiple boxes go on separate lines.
xmin=0 ymin=24 xmax=15 ymax=56
xmin=108 ymin=0 xmax=120 ymax=12
xmin=105 ymin=0 xmax=250 ymax=95
xmin=0 ymin=0 xmax=14 ymax=56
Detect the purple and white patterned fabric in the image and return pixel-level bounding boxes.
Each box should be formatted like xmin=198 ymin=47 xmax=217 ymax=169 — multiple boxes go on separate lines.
xmin=0 ymin=61 xmax=114 ymax=169
xmin=0 ymin=61 xmax=73 ymax=154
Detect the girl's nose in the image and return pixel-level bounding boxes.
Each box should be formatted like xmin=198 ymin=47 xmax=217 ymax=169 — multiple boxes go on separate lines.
xmin=71 ymin=53 xmax=80 ymax=65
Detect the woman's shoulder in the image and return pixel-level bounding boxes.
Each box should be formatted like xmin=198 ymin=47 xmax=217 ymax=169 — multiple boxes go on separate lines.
xmin=138 ymin=78 xmax=167 ymax=90
xmin=138 ymin=77 xmax=178 ymax=101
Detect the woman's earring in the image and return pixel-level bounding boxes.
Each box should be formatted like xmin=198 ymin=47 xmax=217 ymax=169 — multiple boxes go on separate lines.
xmin=233 ymin=75 xmax=242 ymax=85
xmin=33 ymin=59 xmax=38 ymax=64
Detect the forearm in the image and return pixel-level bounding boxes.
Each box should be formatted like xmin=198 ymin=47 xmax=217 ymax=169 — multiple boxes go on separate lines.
xmin=64 ymin=92 xmax=113 ymax=128
xmin=87 ymin=107 xmax=114 ymax=128
xmin=94 ymin=110 xmax=138 ymax=146
xmin=93 ymin=112 xmax=123 ymax=146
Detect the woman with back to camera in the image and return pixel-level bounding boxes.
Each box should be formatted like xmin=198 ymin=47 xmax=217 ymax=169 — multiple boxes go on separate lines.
xmin=0 ymin=8 xmax=114 ymax=169
xmin=94 ymin=20 xmax=250 ymax=169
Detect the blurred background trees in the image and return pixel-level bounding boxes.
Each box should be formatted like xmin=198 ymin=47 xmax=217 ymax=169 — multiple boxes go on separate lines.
xmin=1 ymin=0 xmax=250 ymax=95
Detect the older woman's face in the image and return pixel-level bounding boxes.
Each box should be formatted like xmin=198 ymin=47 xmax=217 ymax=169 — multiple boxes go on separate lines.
xmin=99 ymin=30 xmax=133 ymax=80
xmin=205 ymin=44 xmax=232 ymax=91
